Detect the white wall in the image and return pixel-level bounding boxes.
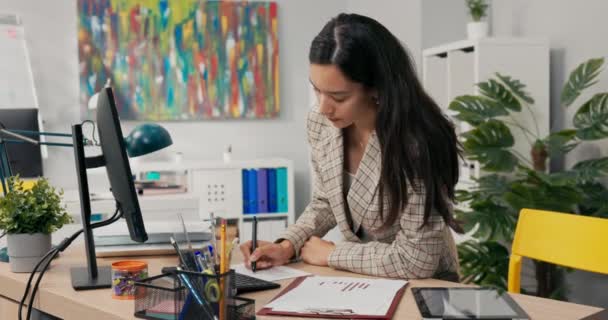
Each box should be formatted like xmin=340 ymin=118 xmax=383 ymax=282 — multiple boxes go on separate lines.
xmin=0 ymin=0 xmax=348 ymax=217
xmin=0 ymin=0 xmax=426 ymax=219
xmin=347 ymin=0 xmax=422 ymax=67
xmin=421 ymin=0 xmax=469 ymax=50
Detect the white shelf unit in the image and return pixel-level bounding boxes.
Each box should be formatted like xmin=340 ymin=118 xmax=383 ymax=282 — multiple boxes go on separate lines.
xmin=129 ymin=158 xmax=295 ymax=242
xmin=422 ymin=38 xmax=550 ymax=191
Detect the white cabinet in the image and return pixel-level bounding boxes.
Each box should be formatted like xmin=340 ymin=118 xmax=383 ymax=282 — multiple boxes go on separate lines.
xmin=130 ymin=158 xmax=295 ymax=241
xmin=241 ymin=217 xmax=287 ymax=243
xmin=423 ymin=38 xmax=550 ymax=190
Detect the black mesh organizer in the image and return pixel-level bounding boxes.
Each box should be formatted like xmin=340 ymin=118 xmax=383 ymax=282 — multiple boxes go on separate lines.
xmin=134 ymin=269 xmax=255 ymax=320
xmin=161 ymin=265 xmax=280 ymax=295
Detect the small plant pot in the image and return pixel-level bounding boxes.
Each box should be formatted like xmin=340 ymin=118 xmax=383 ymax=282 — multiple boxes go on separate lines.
xmin=7 ymin=233 xmax=52 ymax=273
xmin=467 ymin=21 xmax=489 ymax=40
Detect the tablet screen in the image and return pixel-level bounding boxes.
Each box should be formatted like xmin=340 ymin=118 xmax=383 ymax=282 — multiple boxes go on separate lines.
xmin=412 ymin=288 xmax=530 ymax=319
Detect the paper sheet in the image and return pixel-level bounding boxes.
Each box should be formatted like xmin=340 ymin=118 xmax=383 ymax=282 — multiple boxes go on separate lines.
xmin=232 ymin=263 xmax=312 ymax=282
xmin=265 ymin=276 xmax=407 ymax=316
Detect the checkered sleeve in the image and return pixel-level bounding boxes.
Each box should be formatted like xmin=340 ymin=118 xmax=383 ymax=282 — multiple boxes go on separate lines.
xmin=276 ymin=111 xmax=337 ymax=255
xmin=327 ymin=186 xmax=446 ymax=279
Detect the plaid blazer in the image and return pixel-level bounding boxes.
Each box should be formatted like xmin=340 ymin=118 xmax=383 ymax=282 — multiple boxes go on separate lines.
xmin=278 ymin=109 xmax=460 ymax=280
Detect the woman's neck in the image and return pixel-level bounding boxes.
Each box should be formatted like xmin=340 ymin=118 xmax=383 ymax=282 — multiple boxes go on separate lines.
xmin=352 ymin=109 xmax=376 ymax=141
xmin=346 ymin=124 xmax=374 ymax=151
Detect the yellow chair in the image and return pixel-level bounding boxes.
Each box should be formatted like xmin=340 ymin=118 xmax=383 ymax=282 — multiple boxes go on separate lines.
xmin=508 ymin=208 xmax=608 ymax=293
xmin=0 ymin=178 xmax=38 ymax=194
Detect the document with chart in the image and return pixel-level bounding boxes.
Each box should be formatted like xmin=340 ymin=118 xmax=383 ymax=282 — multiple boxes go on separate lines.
xmin=264 ymin=276 xmax=408 ymax=317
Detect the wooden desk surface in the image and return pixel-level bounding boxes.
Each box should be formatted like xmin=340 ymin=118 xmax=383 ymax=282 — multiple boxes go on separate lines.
xmin=0 ymin=245 xmax=602 ymax=320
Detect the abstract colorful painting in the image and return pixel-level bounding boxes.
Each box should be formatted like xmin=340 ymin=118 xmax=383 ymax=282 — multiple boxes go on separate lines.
xmin=77 ymin=0 xmax=279 ymax=120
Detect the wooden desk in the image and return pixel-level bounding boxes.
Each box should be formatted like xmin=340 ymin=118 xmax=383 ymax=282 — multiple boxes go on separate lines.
xmin=0 ymin=246 xmax=602 ymax=319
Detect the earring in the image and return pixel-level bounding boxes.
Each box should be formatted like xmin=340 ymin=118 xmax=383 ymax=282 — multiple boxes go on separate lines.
xmin=373 ymin=97 xmax=380 ymax=105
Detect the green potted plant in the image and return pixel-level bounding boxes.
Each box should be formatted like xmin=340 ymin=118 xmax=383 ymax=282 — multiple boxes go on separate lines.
xmin=466 ymin=0 xmax=489 ymax=39
xmin=0 ymin=176 xmax=72 ymax=272
xmin=449 ymin=57 xmax=608 ymax=299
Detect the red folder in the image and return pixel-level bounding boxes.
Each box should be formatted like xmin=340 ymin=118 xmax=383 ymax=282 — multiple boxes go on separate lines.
xmin=257 ymin=276 xmax=407 ymax=319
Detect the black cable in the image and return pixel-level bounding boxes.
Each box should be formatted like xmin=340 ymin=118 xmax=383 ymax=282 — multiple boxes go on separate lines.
xmin=92 ymin=204 xmax=122 ymax=228
xmin=21 ymin=205 xmax=122 ymax=319
xmin=19 ymin=204 xmax=121 ymax=320
xmin=26 ymin=249 xmax=60 ymax=320
xmin=18 ymin=248 xmax=59 ymax=320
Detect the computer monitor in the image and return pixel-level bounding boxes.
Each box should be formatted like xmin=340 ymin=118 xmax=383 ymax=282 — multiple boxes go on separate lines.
xmin=71 ymin=87 xmax=149 ymax=290
xmin=96 ymin=88 xmax=147 ymax=243
xmin=0 ymin=108 xmax=43 ymax=177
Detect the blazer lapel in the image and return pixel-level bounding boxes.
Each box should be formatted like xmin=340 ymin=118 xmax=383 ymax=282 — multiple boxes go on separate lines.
xmin=347 ymin=132 xmax=382 ymax=233
xmin=319 ymin=126 xmax=359 ymax=242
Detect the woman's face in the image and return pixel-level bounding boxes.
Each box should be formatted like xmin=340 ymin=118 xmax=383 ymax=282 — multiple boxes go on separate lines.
xmin=309 ymin=64 xmax=377 ymax=129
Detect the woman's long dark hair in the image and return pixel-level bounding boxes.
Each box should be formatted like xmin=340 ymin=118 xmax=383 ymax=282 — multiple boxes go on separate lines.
xmin=309 ymin=13 xmax=463 ymax=232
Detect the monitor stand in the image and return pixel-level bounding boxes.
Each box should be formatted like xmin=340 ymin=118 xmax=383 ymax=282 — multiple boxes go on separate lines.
xmin=70 ymin=124 xmax=119 ymax=290
xmin=70 ymin=266 xmax=112 ymax=290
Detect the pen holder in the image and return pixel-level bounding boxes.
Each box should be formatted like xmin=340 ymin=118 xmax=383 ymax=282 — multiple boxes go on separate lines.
xmin=134 ymin=270 xmax=255 ymax=320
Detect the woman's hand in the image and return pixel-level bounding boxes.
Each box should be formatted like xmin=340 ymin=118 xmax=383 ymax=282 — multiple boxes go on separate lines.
xmin=239 ymin=239 xmax=295 ymax=270
xmin=300 ymin=236 xmax=336 ymax=266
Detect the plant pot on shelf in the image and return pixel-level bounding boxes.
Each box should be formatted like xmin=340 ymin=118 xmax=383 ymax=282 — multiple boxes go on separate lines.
xmin=7 ymin=233 xmax=52 ymax=273
xmin=467 ymin=21 xmax=489 ymax=40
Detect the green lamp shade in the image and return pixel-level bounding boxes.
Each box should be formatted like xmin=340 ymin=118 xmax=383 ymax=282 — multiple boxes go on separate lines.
xmin=125 ymin=124 xmax=173 ymax=157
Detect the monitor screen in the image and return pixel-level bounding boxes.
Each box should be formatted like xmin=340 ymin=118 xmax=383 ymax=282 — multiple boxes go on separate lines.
xmin=95 ymin=88 xmax=147 ymax=243
xmin=0 ymin=108 xmax=43 ymax=178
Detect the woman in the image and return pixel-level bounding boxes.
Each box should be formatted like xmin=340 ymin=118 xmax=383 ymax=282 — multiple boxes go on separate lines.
xmin=240 ymin=13 xmax=462 ymax=280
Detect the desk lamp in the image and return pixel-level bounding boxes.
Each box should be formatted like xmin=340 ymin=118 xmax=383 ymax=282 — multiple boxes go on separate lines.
xmin=0 ymin=128 xmax=72 ymax=195
xmin=0 ymin=123 xmax=171 ymax=196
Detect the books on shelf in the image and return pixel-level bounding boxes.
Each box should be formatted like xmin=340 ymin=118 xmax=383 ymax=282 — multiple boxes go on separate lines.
xmin=242 ymin=167 xmax=288 ymax=215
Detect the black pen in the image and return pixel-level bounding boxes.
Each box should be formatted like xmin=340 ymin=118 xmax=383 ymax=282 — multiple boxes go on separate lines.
xmin=251 ymin=216 xmax=258 ymax=272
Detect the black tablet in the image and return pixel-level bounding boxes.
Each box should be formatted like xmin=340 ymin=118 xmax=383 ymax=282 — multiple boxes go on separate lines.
xmin=412 ymin=287 xmax=530 ymax=320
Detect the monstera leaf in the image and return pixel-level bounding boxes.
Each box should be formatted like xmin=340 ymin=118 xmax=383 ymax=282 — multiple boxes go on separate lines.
xmin=539 ymin=157 xmax=608 ymax=186
xmin=496 ymin=73 xmax=534 ymax=104
xmin=455 ymin=61 xmax=608 ymax=300
xmin=458 ymin=240 xmax=510 ymax=290
xmin=540 ymin=170 xmax=580 ymax=186
xmin=477 ymin=79 xmax=521 ymax=111
xmin=456 ymin=175 xmax=511 ymax=204
xmin=565 ymin=157 xmax=608 ymax=183
xmin=561 ymin=57 xmax=604 ymax=107
xmin=460 ymin=200 xmax=517 ymax=241
xmin=474 ymin=175 xmax=511 ymax=202
xmin=504 ymin=178 xmax=582 ymax=214
xmin=462 ymin=120 xmax=518 ymax=172
xmin=573 ymin=93 xmax=608 ymax=140
xmin=572 ymin=156 xmax=608 ymax=173
xmin=577 ymin=182 xmax=608 ymax=218
xmin=544 ymin=129 xmax=579 ymax=157
xmin=448 ymin=95 xmax=508 ymax=126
